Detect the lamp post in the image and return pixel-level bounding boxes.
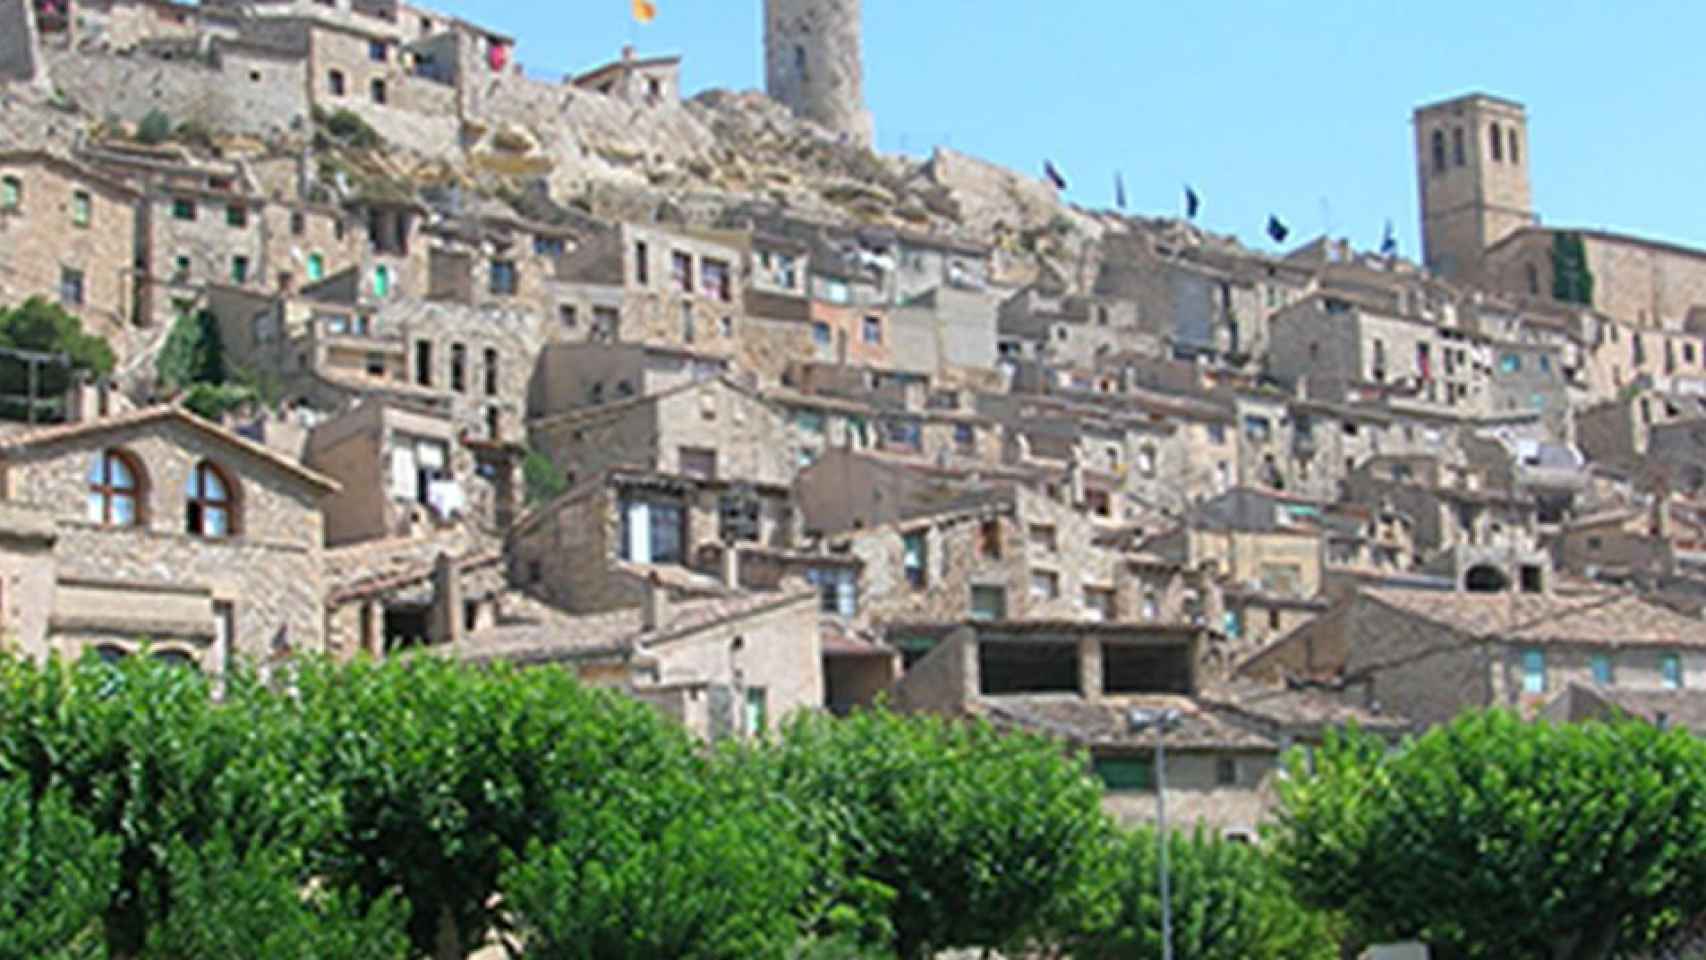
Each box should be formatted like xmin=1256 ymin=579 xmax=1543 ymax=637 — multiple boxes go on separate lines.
xmin=1128 ymin=707 xmax=1183 ymax=960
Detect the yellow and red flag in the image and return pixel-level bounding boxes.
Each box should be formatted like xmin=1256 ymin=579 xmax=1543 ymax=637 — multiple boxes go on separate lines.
xmin=632 ymin=0 xmax=656 ymax=24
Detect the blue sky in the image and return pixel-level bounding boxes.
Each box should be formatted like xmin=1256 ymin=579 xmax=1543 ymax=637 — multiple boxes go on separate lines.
xmin=444 ymin=0 xmax=1705 ymax=256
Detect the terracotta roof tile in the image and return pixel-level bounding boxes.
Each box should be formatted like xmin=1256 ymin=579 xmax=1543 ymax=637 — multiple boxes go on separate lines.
xmin=974 ymin=694 xmax=1279 ymax=751
xmin=1363 ymin=587 xmax=1706 ymax=647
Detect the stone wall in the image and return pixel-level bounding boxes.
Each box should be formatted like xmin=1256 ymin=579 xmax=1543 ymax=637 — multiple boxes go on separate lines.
xmin=647 ymin=591 xmax=823 ymax=730
xmin=0 ymin=0 xmax=41 ymax=85
xmin=45 ymin=44 xmax=311 ymax=139
xmin=763 ymin=0 xmax=872 ymax=147
xmin=0 ymin=154 xmax=138 ymax=337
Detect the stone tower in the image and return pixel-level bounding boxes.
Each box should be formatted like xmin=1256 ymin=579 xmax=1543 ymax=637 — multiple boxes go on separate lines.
xmin=765 ymin=0 xmax=874 ymax=148
xmin=1413 ymin=93 xmax=1536 ymax=285
xmin=0 ymin=0 xmax=43 ymax=88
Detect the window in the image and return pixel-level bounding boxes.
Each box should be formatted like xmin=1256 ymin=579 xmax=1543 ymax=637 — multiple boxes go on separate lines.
xmin=634 ymin=241 xmax=649 ymax=285
xmin=970 ymin=585 xmax=1007 ymax=622
xmin=71 ymin=190 xmax=90 ymax=227
xmin=173 ymin=255 xmax=191 ymax=282
xmin=702 ymin=258 xmax=732 ymax=302
xmin=745 ymin=687 xmax=768 ymax=736
xmin=485 ymin=406 xmax=500 ymax=439
xmin=558 ymin=304 xmax=578 ymax=328
xmin=679 ymin=446 xmax=718 ymax=480
xmin=1500 ymin=354 xmax=1521 ymax=373
xmin=1452 ymin=126 xmax=1466 ymax=166
xmin=954 ymin=423 xmax=975 ymax=453
xmin=185 ymin=461 xmax=235 ymax=538
xmin=1207 ymin=423 xmax=1226 ymax=444
xmin=620 ymin=498 xmax=685 ymax=565
xmin=482 ymin=347 xmax=498 ymax=396
xmin=1093 ymin=756 xmax=1153 ymax=792
xmin=225 ymin=204 xmax=247 ymax=228
xmin=489 ymin=260 xmax=517 ymax=296
xmin=862 ymin=315 xmax=883 ymax=344
xmin=172 ymin=198 xmax=196 ymax=221
xmin=368 ymin=39 xmax=388 ymax=62
xmin=214 ymin=600 xmax=235 ymax=669
xmin=671 ymin=251 xmax=693 ymax=293
xmin=372 ymin=265 xmax=391 ymax=298
xmin=1029 ymin=524 xmax=1057 ymax=552
xmin=807 ymin=567 xmax=858 ymax=616
xmin=0 ymin=175 xmax=19 ymax=211
xmin=231 ymin=256 xmax=250 ymax=284
xmin=306 ymin=253 xmax=325 ymax=282
xmin=1526 ymin=262 xmax=1540 ymax=295
xmin=1489 ymin=122 xmax=1503 ymax=161
xmin=1520 ymin=648 xmax=1546 ymax=695
xmin=59 ymin=267 xmax=84 ymax=306
xmin=87 ymin=449 xmax=142 ymax=527
xmin=1243 ymin=415 xmax=1272 ymax=442
xmin=414 ymin=340 xmax=432 ymax=386
xmin=533 ymin=235 xmax=565 ymax=257
xmin=720 ymin=315 xmax=734 ymax=337
xmin=795 ymin=409 xmax=825 ymax=434
xmin=370 ymin=79 xmax=387 ymax=104
xmin=680 ymin=303 xmax=695 ymax=343
xmin=1030 ymin=570 xmax=1060 ymax=600
xmin=1216 ymin=757 xmax=1238 ymax=786
xmin=1591 ymin=654 xmax=1614 ymax=686
xmin=1141 ymin=592 xmax=1160 ymax=620
xmin=1508 ymin=127 xmax=1520 ymax=164
xmin=812 ymin=322 xmax=832 ymax=346
xmin=290 ymin=210 xmax=306 ymax=235
xmin=592 ymin=306 xmax=618 ymax=337
xmin=1268 ymin=608 xmax=1283 ymax=631
xmin=365 ymin=352 xmax=385 ymax=378
xmin=1084 ymin=587 xmax=1115 ymax=622
xmin=1663 ymin=653 xmax=1683 ymax=690
xmin=884 ymin=419 xmax=921 ymax=451
xmin=328 ymin=69 xmax=346 ymax=95
xmin=902 ymin=531 xmax=927 ymax=589
xmin=449 ymin=343 xmax=466 ymax=393
xmin=1430 ymin=130 xmax=1446 ymax=174
xmin=978 ymin=518 xmax=1002 ymax=558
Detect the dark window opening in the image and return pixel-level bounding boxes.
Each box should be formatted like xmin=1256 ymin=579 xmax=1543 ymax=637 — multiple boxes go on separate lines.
xmin=1430 ymin=130 xmax=1446 ymax=174
xmin=1452 ymin=126 xmax=1466 ymax=166
xmin=328 ymin=69 xmax=346 ymax=96
xmin=1465 ymin=564 xmax=1510 ymax=593
xmin=483 ymin=347 xmax=498 ymax=396
xmin=1489 ymin=122 xmax=1503 ymax=161
xmin=382 ymin=605 xmax=431 ymax=653
xmin=414 ymin=340 xmax=433 ymax=386
xmin=1520 ymin=565 xmax=1544 ymax=594
xmin=978 ymin=641 xmax=1078 ymax=695
xmin=1103 ymin=642 xmax=1192 ymax=695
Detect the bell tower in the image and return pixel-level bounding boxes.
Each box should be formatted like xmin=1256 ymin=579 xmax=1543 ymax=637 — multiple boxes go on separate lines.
xmin=764 ymin=0 xmax=874 ymax=148
xmin=1413 ymin=93 xmax=1535 ymax=284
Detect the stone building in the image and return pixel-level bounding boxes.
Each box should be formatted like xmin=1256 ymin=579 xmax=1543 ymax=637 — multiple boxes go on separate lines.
xmin=763 ymin=0 xmax=872 ymax=147
xmin=570 ymin=45 xmax=680 ymax=106
xmin=508 ymin=467 xmax=796 ymax=616
xmin=0 ymin=150 xmax=140 ymax=334
xmin=0 ymin=404 xmax=336 ymax=668
xmin=1244 ymin=585 xmax=1706 ymax=728
xmin=1413 ymin=92 xmax=1534 ymax=285
xmin=303 ymin=398 xmax=478 ymax=547
xmin=1485 ymin=227 xmax=1706 ymax=333
xmin=527 ymin=342 xmax=729 ymax=420
xmin=527 ymin=376 xmax=795 ymax=494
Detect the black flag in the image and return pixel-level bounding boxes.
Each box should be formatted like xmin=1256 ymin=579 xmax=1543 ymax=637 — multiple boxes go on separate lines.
xmin=1044 ymin=161 xmax=1068 ymax=191
xmin=1185 ymin=185 xmax=1200 ymax=219
xmin=1115 ymin=172 xmax=1127 ymax=210
xmin=1380 ymin=219 xmax=1398 ymax=256
xmin=1266 ymin=215 xmax=1289 ymax=244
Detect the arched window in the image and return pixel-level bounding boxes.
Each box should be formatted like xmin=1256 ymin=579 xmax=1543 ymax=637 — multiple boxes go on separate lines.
xmin=1430 ymin=130 xmax=1446 ymax=174
xmin=1489 ymin=122 xmax=1503 ymax=161
xmin=185 ymin=461 xmax=237 ymax=538
xmin=95 ymin=644 xmax=128 ymax=665
xmin=1508 ymin=127 xmax=1520 ymax=164
xmin=152 ymin=649 xmax=200 ymax=672
xmin=1452 ymin=127 xmax=1466 ymax=167
xmin=86 ymin=449 xmax=143 ymax=527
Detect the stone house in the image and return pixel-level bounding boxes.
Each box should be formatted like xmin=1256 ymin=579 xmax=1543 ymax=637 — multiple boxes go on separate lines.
xmin=1549 ymin=505 xmax=1675 ymax=582
xmin=1541 ymin=683 xmax=1706 ymax=736
xmin=322 ymin=540 xmax=503 ymax=657
xmin=570 ymin=45 xmax=680 ymax=106
xmin=0 ymin=404 xmax=336 ymax=668
xmin=453 ymin=582 xmax=823 ymax=742
xmin=527 ymin=376 xmax=795 ymax=494
xmin=888 ymin=622 xmax=1402 ymax=836
xmin=1242 ymin=584 xmax=1706 ymax=728
xmin=527 ymin=341 xmax=729 ymax=420
xmin=1484 ymin=226 xmax=1706 ymax=333
xmin=1144 ymin=488 xmax=1328 ymax=600
xmin=0 ymin=150 xmax=140 ymax=335
xmin=508 ymin=467 xmax=796 ymax=616
xmin=1342 ymin=454 xmax=1539 ymax=562
xmin=423 ymin=209 xmax=580 ymax=320
xmin=996 ymin=284 xmax=1142 ymax=369
xmin=304 ymin=398 xmax=485 ymax=546
xmin=551 ymin=222 xmax=748 ymax=361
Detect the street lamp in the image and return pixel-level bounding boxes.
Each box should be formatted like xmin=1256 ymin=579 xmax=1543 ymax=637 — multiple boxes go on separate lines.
xmin=1128 ymin=707 xmax=1183 ymax=960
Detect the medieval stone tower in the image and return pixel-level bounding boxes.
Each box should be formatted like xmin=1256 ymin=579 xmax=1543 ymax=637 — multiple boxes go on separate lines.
xmin=764 ymin=0 xmax=874 ymax=148
xmin=1413 ymin=93 xmax=1536 ymax=284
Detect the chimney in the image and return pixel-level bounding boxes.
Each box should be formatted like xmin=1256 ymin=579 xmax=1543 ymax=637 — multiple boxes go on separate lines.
xmin=622 ymin=44 xmax=636 ymax=63
xmin=63 ymin=375 xmax=108 ymax=424
xmin=641 ymin=572 xmax=669 ymax=632
xmin=430 ymin=552 xmax=464 ymax=646
xmin=1653 ymin=494 xmax=1673 ymax=539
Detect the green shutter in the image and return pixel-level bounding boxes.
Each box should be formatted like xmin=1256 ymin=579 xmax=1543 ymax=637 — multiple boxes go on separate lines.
xmin=1093 ymin=757 xmax=1154 ymax=792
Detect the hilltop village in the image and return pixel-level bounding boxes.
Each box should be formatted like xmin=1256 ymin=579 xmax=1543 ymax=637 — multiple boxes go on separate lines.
xmin=1 ymin=0 xmax=1704 ymax=836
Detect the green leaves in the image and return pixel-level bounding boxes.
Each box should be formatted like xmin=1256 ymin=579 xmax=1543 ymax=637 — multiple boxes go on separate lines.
xmin=0 ymin=781 xmax=115 ymax=960
xmin=1270 ymin=711 xmax=1706 ymax=958
xmin=0 ymin=298 xmax=116 ymax=419
xmin=156 ymin=310 xmax=227 ymax=392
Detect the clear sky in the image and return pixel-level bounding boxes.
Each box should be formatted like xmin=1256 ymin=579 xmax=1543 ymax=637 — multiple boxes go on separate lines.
xmin=440 ymin=0 xmax=1705 ymax=257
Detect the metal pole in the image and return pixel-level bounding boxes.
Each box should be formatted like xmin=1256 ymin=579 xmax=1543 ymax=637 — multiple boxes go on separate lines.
xmin=1157 ymin=724 xmax=1172 ymax=960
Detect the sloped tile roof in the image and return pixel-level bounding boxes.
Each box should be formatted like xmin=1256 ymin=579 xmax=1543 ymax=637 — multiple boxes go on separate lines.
xmin=1363 ymin=587 xmax=1706 ymax=647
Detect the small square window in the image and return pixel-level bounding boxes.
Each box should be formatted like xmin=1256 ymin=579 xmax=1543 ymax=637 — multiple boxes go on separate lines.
xmin=71 ymin=190 xmax=91 ymax=227
xmin=1215 ymin=757 xmax=1238 ymax=786
xmin=862 ymin=315 xmax=883 ymax=344
xmin=172 ymin=198 xmax=196 ymax=221
xmin=173 ymin=255 xmax=191 ymax=282
xmin=226 ymin=204 xmax=247 ymax=228
xmin=0 ymin=176 xmax=20 ymax=211
xmin=290 ymin=210 xmax=306 ymax=235
xmin=370 ymin=79 xmax=387 ymax=104
xmin=812 ymin=322 xmax=832 ymax=346
xmin=558 ymin=304 xmax=578 ymax=327
xmin=368 ymin=39 xmax=388 ymax=62
xmin=59 ymin=267 xmax=85 ymax=306
xmin=231 ymin=256 xmax=250 ymax=284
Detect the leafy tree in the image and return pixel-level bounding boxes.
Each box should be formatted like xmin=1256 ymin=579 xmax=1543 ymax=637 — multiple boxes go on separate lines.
xmin=1551 ymin=231 xmax=1596 ymax=306
xmin=181 ymin=382 xmax=256 ymax=422
xmin=156 ymin=309 xmax=226 ymax=391
xmin=522 ymin=447 xmax=567 ymax=505
xmin=0 ymin=653 xmax=336 ymax=956
xmin=0 ymin=298 xmax=116 ymax=420
xmin=0 ymin=781 xmax=116 ymax=960
xmin=502 ymin=768 xmax=813 ymax=960
xmin=136 ymin=109 xmax=172 ymax=145
xmin=754 ymin=709 xmax=1112 ymax=959
xmin=1270 ymin=711 xmax=1706 ymax=960
xmin=1069 ymin=826 xmax=1336 ymax=960
xmin=138 ymin=833 xmax=409 ymax=960
xmin=295 ymin=657 xmax=700 ymax=959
